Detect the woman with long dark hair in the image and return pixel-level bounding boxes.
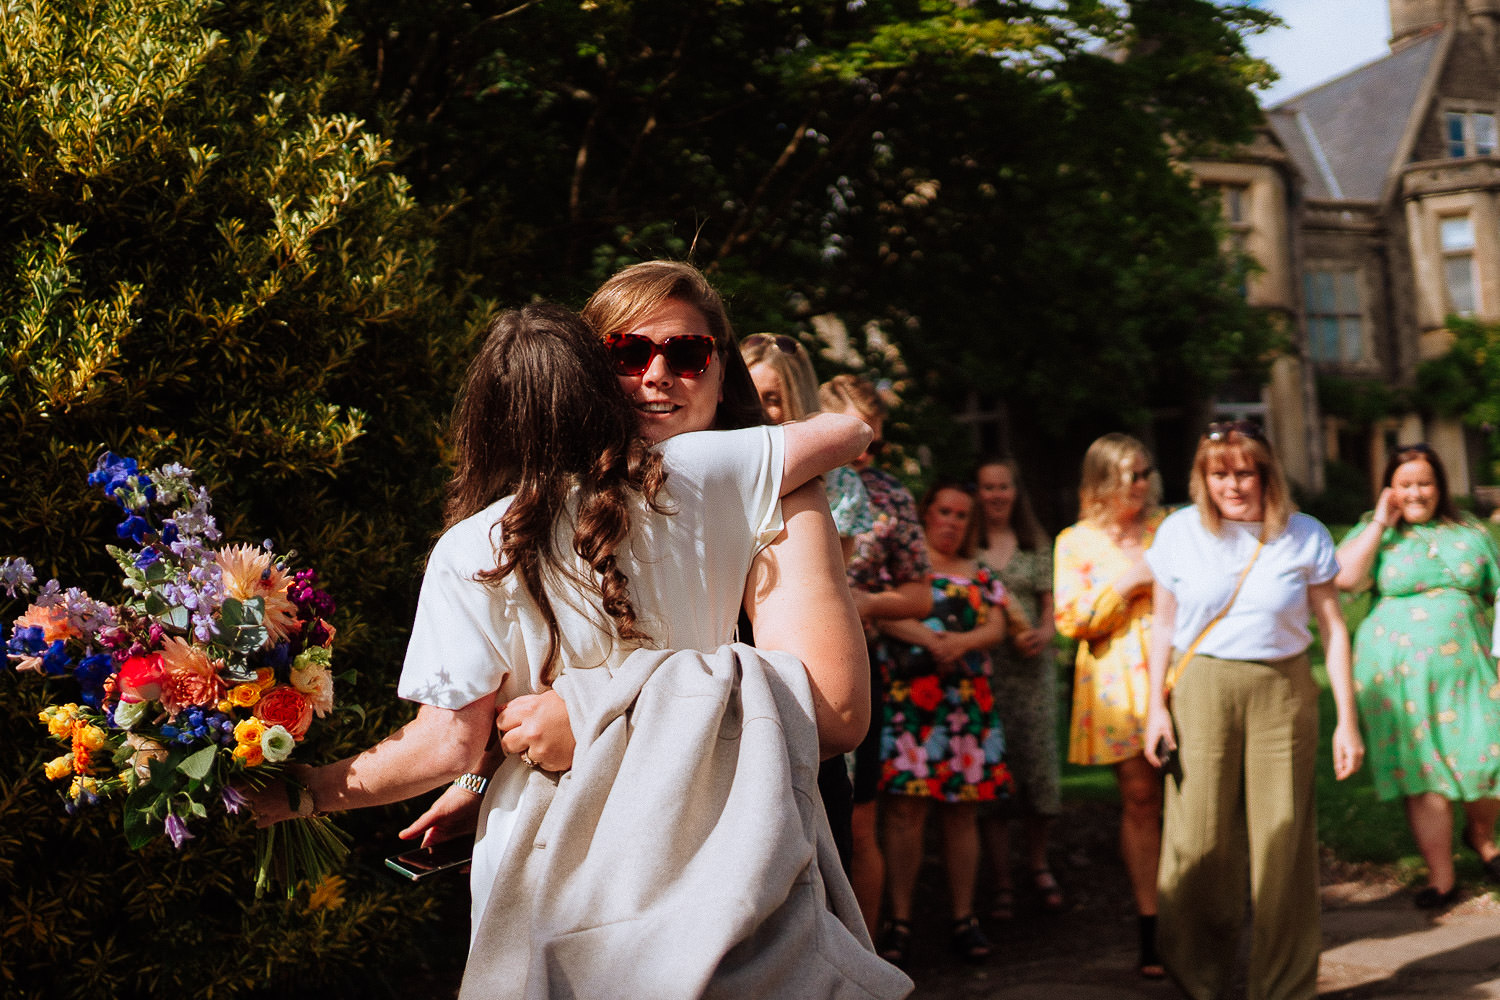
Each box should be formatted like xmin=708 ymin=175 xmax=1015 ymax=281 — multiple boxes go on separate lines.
xmin=247 ymin=302 xmax=882 ymax=990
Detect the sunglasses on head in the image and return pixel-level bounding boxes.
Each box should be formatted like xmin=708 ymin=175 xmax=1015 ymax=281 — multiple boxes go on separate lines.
xmin=1206 ymin=419 xmax=1266 ymax=444
xmin=604 ymin=332 xmax=716 ymax=378
xmin=742 ymin=333 xmax=801 ymax=356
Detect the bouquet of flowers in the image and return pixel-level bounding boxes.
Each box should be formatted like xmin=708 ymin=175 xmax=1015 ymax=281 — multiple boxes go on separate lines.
xmin=2 ymin=453 xmax=350 ymax=898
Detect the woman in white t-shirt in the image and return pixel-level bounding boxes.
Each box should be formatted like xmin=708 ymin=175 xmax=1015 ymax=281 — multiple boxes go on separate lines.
xmin=1141 ymin=420 xmax=1362 ymax=1000
xmin=246 ymin=302 xmax=872 ymax=934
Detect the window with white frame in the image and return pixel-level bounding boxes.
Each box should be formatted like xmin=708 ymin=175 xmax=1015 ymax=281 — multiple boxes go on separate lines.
xmin=1303 ymin=268 xmax=1366 ymax=363
xmin=1445 ymin=110 xmax=1498 ymax=158
xmin=1440 ymin=215 xmax=1478 ymax=315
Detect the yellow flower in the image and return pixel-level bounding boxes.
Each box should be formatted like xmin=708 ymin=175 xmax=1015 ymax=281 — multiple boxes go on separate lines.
xmin=39 ymin=704 xmax=80 ymax=739
xmin=228 ymin=684 xmax=263 ymax=708
xmin=233 ymin=717 xmax=268 ymax=766
xmin=44 ymin=754 xmax=74 ymax=781
xmin=1440 ymin=641 xmax=1460 ymax=656
xmin=69 ymin=776 xmax=100 ymax=800
xmin=307 ymin=875 xmax=347 ymax=912
xmin=1437 ymin=710 xmax=1458 ymax=724
xmin=73 ymin=724 xmax=108 ymax=752
xmin=254 ymin=668 xmax=277 ymax=691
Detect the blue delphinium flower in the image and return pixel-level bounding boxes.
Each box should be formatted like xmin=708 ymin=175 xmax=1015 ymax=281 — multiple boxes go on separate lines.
xmin=116 ymin=514 xmax=150 ymax=543
xmin=40 ymin=640 xmax=71 ymax=676
xmin=74 ymin=653 xmax=114 ymax=707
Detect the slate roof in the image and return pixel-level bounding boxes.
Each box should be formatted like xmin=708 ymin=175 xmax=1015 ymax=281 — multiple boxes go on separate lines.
xmin=1266 ymin=31 xmax=1444 ymax=202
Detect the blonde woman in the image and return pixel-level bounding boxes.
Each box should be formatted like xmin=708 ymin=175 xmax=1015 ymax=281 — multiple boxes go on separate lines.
xmin=743 ymin=333 xmax=872 ymax=557
xmin=1143 ymin=421 xmax=1360 ymax=1000
xmin=1053 ymin=433 xmax=1164 ymax=978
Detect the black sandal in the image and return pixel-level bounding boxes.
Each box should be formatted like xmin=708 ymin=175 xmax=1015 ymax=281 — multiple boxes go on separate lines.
xmin=951 ymin=914 xmax=992 ymax=962
xmin=878 ymin=918 xmax=912 ymax=965
xmin=989 ymin=887 xmax=1016 ymax=920
xmin=1138 ymin=914 xmax=1165 ymax=979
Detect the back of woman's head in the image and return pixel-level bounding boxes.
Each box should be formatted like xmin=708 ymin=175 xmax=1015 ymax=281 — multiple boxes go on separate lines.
xmin=446 ymin=303 xmax=638 ymax=522
xmin=741 ymin=334 xmax=821 ymax=422
xmin=819 ymin=373 xmax=887 ymax=422
xmin=1380 ymin=443 xmax=1458 ymax=522
xmin=1078 ymin=433 xmax=1158 ymax=524
xmin=581 ymin=260 xmax=765 ymax=430
xmin=445 ymin=303 xmax=665 ymax=680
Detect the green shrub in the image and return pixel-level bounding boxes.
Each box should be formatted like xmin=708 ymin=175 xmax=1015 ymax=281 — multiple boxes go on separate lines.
xmin=0 ymin=1 xmax=477 ymax=995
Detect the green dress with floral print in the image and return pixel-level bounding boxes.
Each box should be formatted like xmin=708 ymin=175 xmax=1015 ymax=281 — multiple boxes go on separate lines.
xmin=1342 ymin=513 xmax=1500 ymax=801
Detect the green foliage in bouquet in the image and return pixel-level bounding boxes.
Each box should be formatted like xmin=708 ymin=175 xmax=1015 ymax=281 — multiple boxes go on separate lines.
xmin=0 ymin=0 xmax=481 ymax=995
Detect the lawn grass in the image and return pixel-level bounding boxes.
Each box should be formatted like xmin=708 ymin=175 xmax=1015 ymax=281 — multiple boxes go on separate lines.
xmin=1055 ymin=525 xmax=1498 ymax=888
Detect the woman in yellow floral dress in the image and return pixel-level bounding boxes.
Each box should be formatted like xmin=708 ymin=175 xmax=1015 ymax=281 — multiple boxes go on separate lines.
xmin=1053 ymin=433 xmax=1166 ymax=978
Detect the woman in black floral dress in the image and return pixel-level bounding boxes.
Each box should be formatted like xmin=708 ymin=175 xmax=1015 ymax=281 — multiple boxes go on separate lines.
xmin=874 ymin=482 xmax=1012 ymax=963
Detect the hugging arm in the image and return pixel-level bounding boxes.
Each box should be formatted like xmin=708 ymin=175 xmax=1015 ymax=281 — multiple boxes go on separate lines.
xmin=779 ymin=412 xmax=871 ymax=496
xmin=743 ymin=480 xmax=871 ymax=757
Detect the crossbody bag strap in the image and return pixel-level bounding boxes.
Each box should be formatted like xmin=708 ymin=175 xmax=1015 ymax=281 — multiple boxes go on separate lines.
xmin=1163 ymin=537 xmax=1265 ymax=696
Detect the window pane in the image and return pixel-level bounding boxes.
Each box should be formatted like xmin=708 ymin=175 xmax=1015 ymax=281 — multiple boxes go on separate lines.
xmin=1224 ymin=186 xmax=1246 ymax=224
xmin=1448 ymin=111 xmax=1468 ymax=157
xmin=1340 ymin=316 xmax=1365 ymax=362
xmin=1446 ymin=253 xmax=1477 ymax=314
xmin=1304 ymin=270 xmax=1336 ymax=313
xmin=1309 ymin=316 xmax=1339 ymax=361
xmin=1441 ymin=215 xmax=1475 ymax=251
xmin=1334 ymin=270 xmax=1361 ymax=313
xmin=1476 ymin=114 xmax=1498 ymax=155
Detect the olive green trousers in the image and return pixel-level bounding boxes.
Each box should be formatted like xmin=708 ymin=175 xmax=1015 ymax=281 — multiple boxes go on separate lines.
xmin=1157 ymin=651 xmax=1321 ymax=1000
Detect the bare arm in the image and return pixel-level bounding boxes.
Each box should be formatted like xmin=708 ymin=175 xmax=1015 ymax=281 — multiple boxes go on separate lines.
xmin=248 ymin=696 xmax=495 ymax=826
xmin=1311 ymin=579 xmax=1363 ymax=780
xmin=744 ymin=480 xmax=871 ymax=758
xmin=1142 ymin=581 xmax=1178 ymax=768
xmin=780 ymin=412 xmax=871 ymax=496
xmin=852 ymin=579 xmax=933 ymax=622
xmin=1334 ymin=493 xmax=1394 ymax=591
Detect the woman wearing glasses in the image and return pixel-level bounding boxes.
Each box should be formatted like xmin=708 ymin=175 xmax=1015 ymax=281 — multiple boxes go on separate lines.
xmin=1142 ymin=421 xmax=1361 ymax=1000
xmin=250 ymin=290 xmax=898 ymax=992
xmin=1334 ymin=443 xmax=1500 ymax=907
xmin=742 ymin=332 xmax=873 ymax=561
xmin=1053 ymin=433 xmax=1166 ymax=978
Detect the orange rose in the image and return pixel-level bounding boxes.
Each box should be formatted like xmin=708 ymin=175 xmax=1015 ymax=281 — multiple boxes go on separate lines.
xmin=253 ymin=685 xmax=313 ymax=739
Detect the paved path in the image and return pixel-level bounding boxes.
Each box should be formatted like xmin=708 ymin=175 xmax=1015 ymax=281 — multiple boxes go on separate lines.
xmin=902 ymin=877 xmax=1500 ymax=999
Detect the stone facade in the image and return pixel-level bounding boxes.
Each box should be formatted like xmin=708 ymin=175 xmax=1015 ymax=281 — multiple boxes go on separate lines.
xmin=1199 ymin=0 xmax=1500 ymax=499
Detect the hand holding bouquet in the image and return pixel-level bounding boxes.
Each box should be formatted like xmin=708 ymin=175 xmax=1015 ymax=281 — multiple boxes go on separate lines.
xmin=3 ymin=453 xmax=350 ymax=897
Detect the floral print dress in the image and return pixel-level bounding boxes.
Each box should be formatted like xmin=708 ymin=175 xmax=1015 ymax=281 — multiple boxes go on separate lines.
xmin=1341 ymin=513 xmax=1500 ymax=801
xmin=877 ymin=568 xmax=1013 ymax=803
xmin=1053 ymin=510 xmax=1164 ymax=766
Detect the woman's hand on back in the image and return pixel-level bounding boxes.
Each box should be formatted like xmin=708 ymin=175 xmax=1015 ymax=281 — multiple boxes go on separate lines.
xmin=498 ymin=690 xmax=576 ymax=772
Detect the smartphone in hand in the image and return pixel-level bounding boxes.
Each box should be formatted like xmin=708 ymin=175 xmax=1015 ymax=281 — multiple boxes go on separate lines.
xmin=385 ymin=834 xmax=474 ymax=882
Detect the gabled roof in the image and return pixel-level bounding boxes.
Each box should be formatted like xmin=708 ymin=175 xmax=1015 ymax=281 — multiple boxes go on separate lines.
xmin=1265 ymin=31 xmax=1445 ymax=202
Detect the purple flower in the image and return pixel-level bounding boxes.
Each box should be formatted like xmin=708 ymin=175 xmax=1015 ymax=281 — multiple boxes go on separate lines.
xmin=221 ymin=786 xmax=248 ymax=815
xmin=134 ymin=548 xmax=161 ymax=569
xmin=0 ymin=558 xmax=35 ymax=598
xmin=164 ymin=813 xmax=195 ymax=850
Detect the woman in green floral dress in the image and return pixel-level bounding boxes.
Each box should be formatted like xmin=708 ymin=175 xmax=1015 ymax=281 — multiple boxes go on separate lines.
xmin=1336 ymin=444 xmax=1500 ymax=906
